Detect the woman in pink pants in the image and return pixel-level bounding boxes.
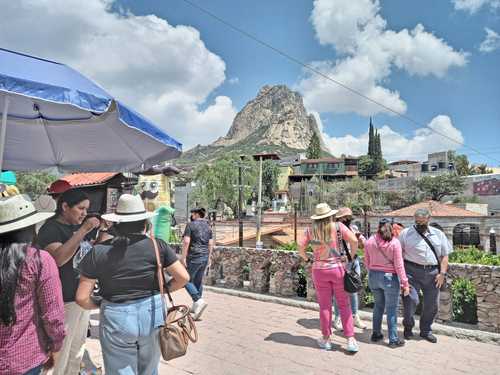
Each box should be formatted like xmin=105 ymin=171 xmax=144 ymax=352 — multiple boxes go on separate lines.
xmin=298 ymin=203 xmax=359 ymax=353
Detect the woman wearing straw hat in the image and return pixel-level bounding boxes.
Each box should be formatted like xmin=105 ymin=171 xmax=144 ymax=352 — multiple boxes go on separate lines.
xmin=298 ymin=203 xmax=360 ymax=353
xmin=75 ymin=194 xmax=189 ymax=375
xmin=0 ymin=195 xmax=65 ymax=375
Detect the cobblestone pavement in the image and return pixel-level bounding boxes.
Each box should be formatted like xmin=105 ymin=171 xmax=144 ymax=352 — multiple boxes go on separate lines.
xmin=85 ymin=290 xmax=500 ymax=375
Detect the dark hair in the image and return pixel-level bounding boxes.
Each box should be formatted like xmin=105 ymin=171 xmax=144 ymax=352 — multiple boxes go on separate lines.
xmin=55 ymin=189 xmax=90 ymax=216
xmin=0 ymin=226 xmax=36 ymax=326
xmin=111 ymin=220 xmax=148 ymax=247
xmin=378 ymin=222 xmax=393 ymax=242
xmin=190 ymin=207 xmax=206 ymax=218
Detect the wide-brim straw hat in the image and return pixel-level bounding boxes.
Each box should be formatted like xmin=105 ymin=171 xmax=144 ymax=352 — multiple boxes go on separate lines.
xmin=0 ymin=195 xmax=55 ymax=234
xmin=310 ymin=203 xmax=338 ymax=220
xmin=102 ymin=194 xmax=156 ymax=223
xmin=336 ymin=207 xmax=353 ymax=219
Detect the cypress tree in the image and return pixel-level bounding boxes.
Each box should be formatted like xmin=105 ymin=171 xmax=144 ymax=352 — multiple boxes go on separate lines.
xmin=368 ymin=117 xmax=374 ymax=156
xmin=306 ymin=132 xmax=321 ymax=159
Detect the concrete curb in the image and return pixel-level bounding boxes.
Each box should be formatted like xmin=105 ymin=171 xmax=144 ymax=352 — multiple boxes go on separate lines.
xmin=205 ymin=285 xmax=500 ymax=345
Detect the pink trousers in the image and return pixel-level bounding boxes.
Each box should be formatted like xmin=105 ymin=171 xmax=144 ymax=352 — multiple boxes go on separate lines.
xmin=312 ymin=266 xmax=355 ymax=338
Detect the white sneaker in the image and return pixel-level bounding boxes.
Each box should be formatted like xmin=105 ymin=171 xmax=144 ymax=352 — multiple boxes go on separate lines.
xmin=192 ymin=299 xmax=208 ymax=321
xmin=317 ymin=337 xmax=333 ymax=351
xmin=353 ymin=314 xmax=366 ymax=329
xmin=346 ymin=337 xmax=359 ymax=353
xmin=333 ymin=316 xmax=342 ymax=330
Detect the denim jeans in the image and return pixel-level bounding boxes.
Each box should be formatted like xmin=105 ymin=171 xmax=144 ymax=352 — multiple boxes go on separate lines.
xmin=333 ymin=258 xmax=360 ymax=317
xmin=100 ymin=294 xmax=164 ymax=375
xmin=23 ymin=364 xmax=43 ymax=375
xmin=185 ymin=256 xmax=209 ymax=302
xmin=368 ymin=270 xmax=401 ymax=343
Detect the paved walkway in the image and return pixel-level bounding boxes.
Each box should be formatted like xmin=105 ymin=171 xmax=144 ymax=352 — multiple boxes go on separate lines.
xmin=85 ymin=290 xmax=500 ymax=375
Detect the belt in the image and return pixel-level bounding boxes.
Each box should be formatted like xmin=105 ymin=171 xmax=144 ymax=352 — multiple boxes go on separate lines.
xmin=404 ymin=260 xmax=438 ymax=269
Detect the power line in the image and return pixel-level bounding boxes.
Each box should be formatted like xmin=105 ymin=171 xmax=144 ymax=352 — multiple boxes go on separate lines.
xmin=179 ymin=0 xmax=500 ymax=164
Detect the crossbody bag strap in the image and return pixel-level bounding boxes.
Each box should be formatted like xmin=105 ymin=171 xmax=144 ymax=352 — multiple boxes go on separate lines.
xmin=335 ymin=222 xmax=353 ymax=263
xmin=414 ymin=226 xmax=441 ymax=273
xmin=151 ymin=231 xmax=173 ymax=323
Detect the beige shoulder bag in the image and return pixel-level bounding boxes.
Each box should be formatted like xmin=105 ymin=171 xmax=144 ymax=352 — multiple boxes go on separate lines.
xmin=152 ymin=236 xmax=198 ymax=361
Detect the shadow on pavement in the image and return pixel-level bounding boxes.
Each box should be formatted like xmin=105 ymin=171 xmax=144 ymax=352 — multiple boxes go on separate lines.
xmin=264 ymin=332 xmax=321 ymax=349
xmin=296 ymin=318 xmax=320 ymax=330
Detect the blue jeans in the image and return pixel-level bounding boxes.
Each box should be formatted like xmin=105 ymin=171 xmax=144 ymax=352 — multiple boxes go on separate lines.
xmin=23 ymin=364 xmax=43 ymax=375
xmin=368 ymin=270 xmax=401 ymax=343
xmin=333 ymin=258 xmax=360 ymax=316
xmin=100 ymin=294 xmax=164 ymax=375
xmin=185 ymin=257 xmax=209 ymax=302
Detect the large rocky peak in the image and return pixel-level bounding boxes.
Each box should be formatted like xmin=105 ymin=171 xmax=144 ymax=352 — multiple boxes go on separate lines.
xmin=213 ymin=85 xmax=321 ymax=150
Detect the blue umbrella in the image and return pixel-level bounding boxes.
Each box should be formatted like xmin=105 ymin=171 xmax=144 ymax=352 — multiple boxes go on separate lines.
xmin=0 ymin=48 xmax=182 ymax=172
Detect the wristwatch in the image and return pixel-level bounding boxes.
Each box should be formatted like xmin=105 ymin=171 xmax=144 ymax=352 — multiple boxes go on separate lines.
xmin=440 ymin=271 xmax=447 ymax=277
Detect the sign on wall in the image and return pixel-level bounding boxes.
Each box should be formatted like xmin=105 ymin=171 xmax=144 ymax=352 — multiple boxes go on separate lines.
xmin=473 ymin=178 xmax=500 ymax=196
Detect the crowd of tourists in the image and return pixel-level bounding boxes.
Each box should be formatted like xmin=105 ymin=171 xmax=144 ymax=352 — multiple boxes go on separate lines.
xmin=0 ymin=190 xmax=213 ymax=375
xmin=0 ymin=186 xmax=452 ymax=373
xmin=298 ymin=203 xmax=452 ymax=353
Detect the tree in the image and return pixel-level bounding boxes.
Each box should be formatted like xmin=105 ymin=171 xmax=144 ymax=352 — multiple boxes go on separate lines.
xmin=472 ymin=164 xmax=493 ymax=175
xmin=358 ymin=155 xmax=373 ymax=177
xmin=306 ymin=132 xmax=321 ymax=159
xmin=417 ymin=174 xmax=466 ymax=201
xmin=191 ymin=155 xmax=258 ymax=215
xmin=16 ymin=172 xmax=57 ymax=200
xmin=262 ymin=160 xmax=280 ymax=208
xmin=368 ymin=118 xmax=375 ymax=157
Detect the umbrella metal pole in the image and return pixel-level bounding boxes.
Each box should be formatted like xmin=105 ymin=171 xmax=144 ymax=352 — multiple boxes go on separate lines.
xmin=0 ymin=96 xmax=10 ymax=172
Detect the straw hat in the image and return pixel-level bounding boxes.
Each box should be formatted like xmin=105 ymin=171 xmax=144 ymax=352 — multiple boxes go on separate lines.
xmin=0 ymin=195 xmax=55 ymax=234
xmin=102 ymin=194 xmax=156 ymax=223
xmin=310 ymin=203 xmax=338 ymax=220
xmin=336 ymin=207 xmax=353 ymax=219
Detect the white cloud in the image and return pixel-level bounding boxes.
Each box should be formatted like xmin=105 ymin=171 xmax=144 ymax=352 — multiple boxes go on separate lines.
xmin=0 ymin=0 xmax=237 ymax=149
xmin=299 ymin=0 xmax=468 ymax=116
xmin=228 ymin=77 xmax=240 ymax=85
xmin=317 ymin=115 xmax=464 ymax=161
xmin=452 ymin=0 xmax=500 ymax=14
xmin=479 ymin=27 xmax=500 ymax=52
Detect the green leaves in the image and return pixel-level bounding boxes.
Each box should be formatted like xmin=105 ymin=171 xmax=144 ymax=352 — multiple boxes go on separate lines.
xmin=449 ymin=247 xmax=500 ymax=266
xmin=416 ymin=174 xmax=465 ymax=201
xmin=16 ymin=171 xmax=57 ymax=200
xmin=191 ymin=154 xmax=258 ymax=215
xmin=451 ymin=278 xmax=478 ymax=324
xmin=306 ymin=132 xmax=321 ymax=159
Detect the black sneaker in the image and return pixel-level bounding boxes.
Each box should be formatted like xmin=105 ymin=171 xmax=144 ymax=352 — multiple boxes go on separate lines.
xmin=388 ymin=339 xmax=405 ymax=348
xmin=403 ymin=328 xmax=414 ymax=340
xmin=420 ymin=333 xmax=437 ymax=343
xmin=370 ymin=332 xmax=384 ymax=342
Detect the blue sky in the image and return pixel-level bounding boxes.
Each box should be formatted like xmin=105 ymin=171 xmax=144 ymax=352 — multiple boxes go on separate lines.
xmin=1 ymin=0 xmax=499 ymax=164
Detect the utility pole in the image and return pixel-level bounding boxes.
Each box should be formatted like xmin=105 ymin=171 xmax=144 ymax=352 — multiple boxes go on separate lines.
xmin=294 ymin=202 xmax=298 ymax=243
xmin=256 ymin=155 xmax=263 ymax=249
xmin=238 ymin=155 xmax=245 ymax=247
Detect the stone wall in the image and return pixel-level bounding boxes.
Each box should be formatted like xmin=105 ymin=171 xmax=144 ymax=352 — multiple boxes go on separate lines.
xmin=182 ymin=245 xmax=500 ymax=333
xmin=439 ymin=264 xmax=500 ymax=332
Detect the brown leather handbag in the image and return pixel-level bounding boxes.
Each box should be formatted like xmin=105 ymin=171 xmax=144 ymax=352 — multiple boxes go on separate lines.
xmin=152 ymin=237 xmax=198 ymax=361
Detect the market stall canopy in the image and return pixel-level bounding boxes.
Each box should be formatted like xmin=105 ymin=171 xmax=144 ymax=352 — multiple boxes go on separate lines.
xmin=0 ymin=48 xmax=182 ymax=172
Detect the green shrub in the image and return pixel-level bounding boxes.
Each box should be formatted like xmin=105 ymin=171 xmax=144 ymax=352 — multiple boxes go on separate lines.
xmin=451 ymin=278 xmax=478 ymax=324
xmin=449 ymin=247 xmax=500 ymax=266
xmin=276 ymin=242 xmax=313 ymax=253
